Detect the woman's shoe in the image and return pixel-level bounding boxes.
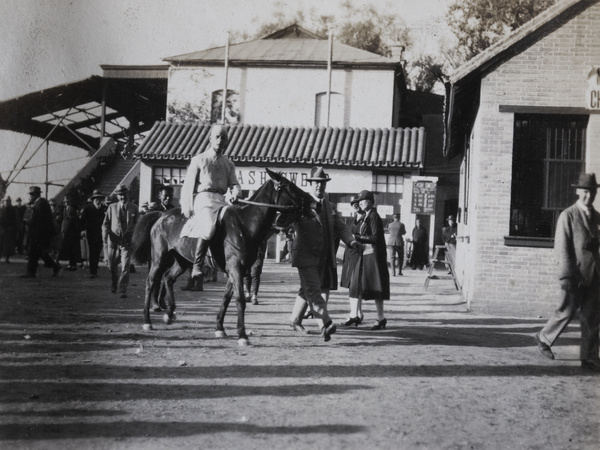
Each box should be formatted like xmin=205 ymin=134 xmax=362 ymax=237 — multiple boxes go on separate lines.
xmin=339 ymin=316 xmax=360 ymax=327
xmin=357 ymin=313 xmax=364 ymax=324
xmin=370 ymin=318 xmax=387 ymax=330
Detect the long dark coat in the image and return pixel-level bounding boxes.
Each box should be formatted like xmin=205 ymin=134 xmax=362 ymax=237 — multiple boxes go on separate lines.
xmin=410 ymin=225 xmax=429 ymax=267
xmin=351 ymin=208 xmax=390 ymax=300
xmin=291 ymin=197 xmax=354 ymax=291
xmin=340 ymin=215 xmax=363 ymax=289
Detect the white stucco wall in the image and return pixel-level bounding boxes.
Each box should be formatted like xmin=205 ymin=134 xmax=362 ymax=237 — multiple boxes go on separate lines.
xmin=167 ymin=66 xmax=395 ymax=128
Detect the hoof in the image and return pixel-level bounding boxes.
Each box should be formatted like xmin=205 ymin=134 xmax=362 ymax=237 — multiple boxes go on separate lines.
xmin=142 ymin=324 xmax=153 ymax=331
xmin=163 ymin=314 xmax=173 ymax=325
xmin=215 ymin=330 xmax=227 ymax=338
xmin=238 ymin=338 xmax=250 ymax=347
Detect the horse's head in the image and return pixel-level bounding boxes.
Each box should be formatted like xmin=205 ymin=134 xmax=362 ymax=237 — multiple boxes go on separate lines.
xmin=265 ymin=168 xmax=317 ymax=228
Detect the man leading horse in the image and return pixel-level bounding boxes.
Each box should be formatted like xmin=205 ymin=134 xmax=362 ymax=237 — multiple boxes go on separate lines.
xmin=180 ymin=124 xmax=242 ymax=280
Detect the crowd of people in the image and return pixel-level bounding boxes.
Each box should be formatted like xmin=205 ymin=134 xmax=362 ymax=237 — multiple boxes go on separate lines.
xmin=2 ymin=122 xmax=598 ymax=369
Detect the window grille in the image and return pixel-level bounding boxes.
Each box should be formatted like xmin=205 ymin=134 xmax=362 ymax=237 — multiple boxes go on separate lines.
xmin=510 ymin=114 xmax=588 ymax=238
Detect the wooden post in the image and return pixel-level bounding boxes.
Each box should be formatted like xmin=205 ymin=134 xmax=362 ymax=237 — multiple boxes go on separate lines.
xmin=221 ymin=35 xmax=230 ymax=124
xmin=326 ymin=30 xmax=333 ymax=127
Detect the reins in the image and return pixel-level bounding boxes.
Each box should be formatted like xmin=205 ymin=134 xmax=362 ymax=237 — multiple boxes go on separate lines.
xmin=236 ymin=198 xmax=298 ymax=211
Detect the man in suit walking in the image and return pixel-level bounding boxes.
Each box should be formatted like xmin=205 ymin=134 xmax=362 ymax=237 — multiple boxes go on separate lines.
xmin=289 ymin=166 xmax=359 ymax=342
xmin=102 ymin=184 xmax=139 ymax=298
xmin=20 ymin=186 xmax=61 ymax=278
xmin=387 ymin=213 xmax=406 ymax=276
xmin=80 ymin=189 xmax=106 ymax=279
xmin=535 ymin=173 xmax=600 ymax=371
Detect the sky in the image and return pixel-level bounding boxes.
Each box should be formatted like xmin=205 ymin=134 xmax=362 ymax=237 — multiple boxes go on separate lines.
xmin=0 ymin=0 xmax=453 ymax=201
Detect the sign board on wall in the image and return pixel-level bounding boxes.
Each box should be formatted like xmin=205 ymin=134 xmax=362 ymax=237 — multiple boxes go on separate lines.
xmin=411 ymin=180 xmax=436 ymax=214
xmin=236 ymin=167 xmax=372 ymax=193
xmin=586 ymin=67 xmax=600 ymax=110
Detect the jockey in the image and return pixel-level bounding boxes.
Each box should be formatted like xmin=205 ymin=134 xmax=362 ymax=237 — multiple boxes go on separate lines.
xmin=180 ymin=124 xmax=242 ymax=279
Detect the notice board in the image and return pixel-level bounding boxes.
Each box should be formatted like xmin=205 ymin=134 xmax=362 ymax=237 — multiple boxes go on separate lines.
xmin=411 ymin=180 xmax=436 ymax=214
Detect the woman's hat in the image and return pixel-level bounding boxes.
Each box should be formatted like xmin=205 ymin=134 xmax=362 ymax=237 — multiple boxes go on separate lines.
xmin=356 ymin=190 xmax=374 ymax=203
xmin=572 ymin=173 xmax=600 ymax=189
xmin=90 ymin=189 xmax=105 ymax=199
xmin=114 ymin=184 xmax=128 ymax=195
xmin=306 ymin=166 xmax=331 ymax=182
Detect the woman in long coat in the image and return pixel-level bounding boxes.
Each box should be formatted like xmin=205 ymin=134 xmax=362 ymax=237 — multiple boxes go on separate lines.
xmin=409 ymin=219 xmax=429 ymax=269
xmin=339 ymin=196 xmax=365 ymax=325
xmin=347 ymin=190 xmax=390 ymax=330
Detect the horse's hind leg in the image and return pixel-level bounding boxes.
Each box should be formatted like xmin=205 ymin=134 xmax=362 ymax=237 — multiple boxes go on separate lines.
xmin=144 ymin=261 xmax=167 ymax=331
xmin=162 ymin=259 xmax=187 ymax=325
xmin=216 ymin=278 xmax=233 ymax=338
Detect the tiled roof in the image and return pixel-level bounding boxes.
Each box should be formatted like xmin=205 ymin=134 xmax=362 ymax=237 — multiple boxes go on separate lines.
xmin=164 ymin=39 xmax=396 ymax=68
xmin=134 ymin=122 xmax=425 ymax=168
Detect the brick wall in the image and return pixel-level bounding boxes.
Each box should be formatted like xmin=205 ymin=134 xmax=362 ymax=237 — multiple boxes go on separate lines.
xmin=465 ymin=3 xmax=600 ymax=316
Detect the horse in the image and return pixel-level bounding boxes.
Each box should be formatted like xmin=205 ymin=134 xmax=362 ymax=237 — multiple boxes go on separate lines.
xmin=131 ymin=168 xmax=315 ymax=346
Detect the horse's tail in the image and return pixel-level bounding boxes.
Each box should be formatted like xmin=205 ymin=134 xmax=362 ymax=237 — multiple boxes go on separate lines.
xmin=131 ymin=211 xmax=163 ymax=264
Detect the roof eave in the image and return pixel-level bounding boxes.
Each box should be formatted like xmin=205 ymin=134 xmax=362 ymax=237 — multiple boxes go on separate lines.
xmin=450 ymin=0 xmax=598 ymax=84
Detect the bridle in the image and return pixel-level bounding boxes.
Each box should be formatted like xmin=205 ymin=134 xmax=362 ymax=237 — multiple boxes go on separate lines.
xmin=236 ymin=179 xmax=309 ymax=214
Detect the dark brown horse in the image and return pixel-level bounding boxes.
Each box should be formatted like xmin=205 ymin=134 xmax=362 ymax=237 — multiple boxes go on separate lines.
xmin=131 ymin=168 xmax=314 ymax=346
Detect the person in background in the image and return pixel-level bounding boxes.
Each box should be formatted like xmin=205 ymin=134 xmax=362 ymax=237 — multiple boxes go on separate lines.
xmin=409 ymin=219 xmax=429 ymax=270
xmin=387 ymin=212 xmax=406 ymax=276
xmin=14 ymin=197 xmax=26 ymax=255
xmin=442 ymin=215 xmax=457 ymax=247
xmin=20 ymin=186 xmax=61 ymax=278
xmin=102 ymin=184 xmax=139 ymax=298
xmin=340 ymin=195 xmax=365 ymax=326
xmin=48 ymin=198 xmax=62 ymax=260
xmin=59 ymin=195 xmax=81 ymax=271
xmin=157 ymin=185 xmax=175 ymax=212
xmin=535 ymin=172 xmax=600 ymax=371
xmin=0 ymin=196 xmax=17 ymax=263
xmin=80 ymin=190 xmax=106 ymax=279
xmin=288 ymin=166 xmax=359 ymax=342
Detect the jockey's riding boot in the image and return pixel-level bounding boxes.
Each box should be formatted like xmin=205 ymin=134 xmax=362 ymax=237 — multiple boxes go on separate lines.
xmin=191 ymin=239 xmax=209 ymax=279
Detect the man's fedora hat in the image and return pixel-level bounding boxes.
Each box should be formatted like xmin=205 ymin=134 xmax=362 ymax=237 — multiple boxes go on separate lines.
xmin=114 ymin=184 xmax=128 ymax=195
xmin=356 ymin=190 xmax=375 ymax=203
xmin=28 ymin=186 xmax=41 ymax=195
xmin=572 ymin=173 xmax=600 ymax=189
xmin=350 ymin=195 xmax=360 ymax=206
xmin=306 ymin=166 xmax=331 ymax=182
xmin=447 ymin=215 xmax=455 ymax=221
xmin=90 ymin=189 xmax=105 ymax=199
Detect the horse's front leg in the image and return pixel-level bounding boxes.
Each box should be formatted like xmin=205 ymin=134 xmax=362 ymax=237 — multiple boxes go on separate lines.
xmin=162 ymin=261 xmax=187 ymax=325
xmin=216 ymin=279 xmax=233 ymax=338
xmin=228 ymin=268 xmax=249 ymax=346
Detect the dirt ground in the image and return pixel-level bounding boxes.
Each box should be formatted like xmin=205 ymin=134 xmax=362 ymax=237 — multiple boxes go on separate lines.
xmin=0 ymin=255 xmax=598 ymax=450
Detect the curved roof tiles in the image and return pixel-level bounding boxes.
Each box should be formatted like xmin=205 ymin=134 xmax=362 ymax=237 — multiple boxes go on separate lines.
xmin=134 ymin=122 xmax=425 ymax=168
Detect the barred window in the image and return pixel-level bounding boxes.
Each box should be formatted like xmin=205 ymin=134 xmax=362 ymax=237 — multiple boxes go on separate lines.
xmin=510 ymin=114 xmax=588 ymax=238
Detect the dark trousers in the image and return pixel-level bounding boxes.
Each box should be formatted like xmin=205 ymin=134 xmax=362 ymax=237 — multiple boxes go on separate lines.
xmin=88 ymin=240 xmax=103 ymax=276
xmin=27 ymin=244 xmax=59 ymax=275
xmin=540 ymin=275 xmax=600 ymax=361
xmin=388 ymin=244 xmax=404 ymax=273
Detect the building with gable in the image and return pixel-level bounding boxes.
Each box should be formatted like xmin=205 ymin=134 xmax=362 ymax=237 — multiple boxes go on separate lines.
xmin=443 ymin=0 xmax=600 ymax=315
xmin=134 ymin=25 xmax=457 ymax=252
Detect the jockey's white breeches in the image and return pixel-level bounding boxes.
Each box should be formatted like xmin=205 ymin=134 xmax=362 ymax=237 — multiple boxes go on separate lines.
xmin=180 ymin=191 xmax=228 ymax=239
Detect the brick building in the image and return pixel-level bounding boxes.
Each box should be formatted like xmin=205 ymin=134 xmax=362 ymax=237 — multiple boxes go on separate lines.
xmin=444 ymin=0 xmax=600 ymax=315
